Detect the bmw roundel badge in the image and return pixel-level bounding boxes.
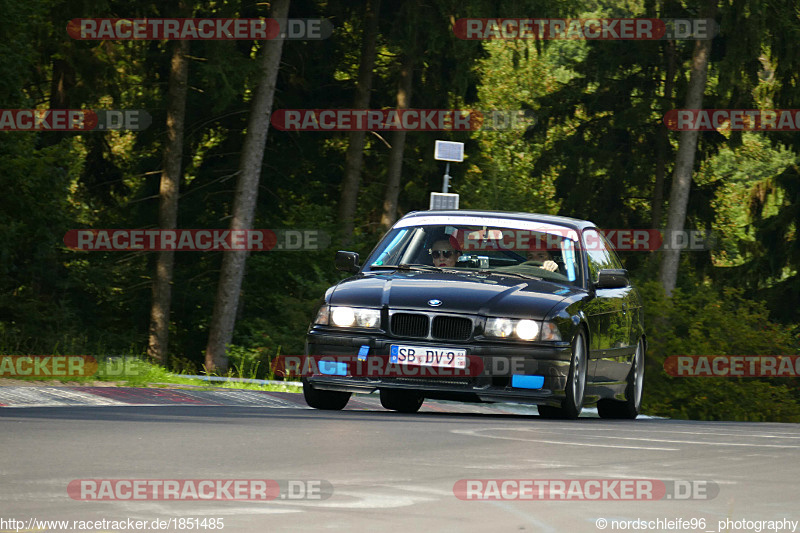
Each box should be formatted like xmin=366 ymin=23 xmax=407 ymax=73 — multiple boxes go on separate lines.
xmin=428 ymin=299 xmax=442 ymax=307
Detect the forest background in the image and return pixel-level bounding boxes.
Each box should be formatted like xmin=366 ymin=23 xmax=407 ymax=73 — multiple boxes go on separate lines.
xmin=2 ymin=0 xmax=799 ymax=421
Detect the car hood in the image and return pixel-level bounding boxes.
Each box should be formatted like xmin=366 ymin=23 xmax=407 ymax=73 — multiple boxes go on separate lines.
xmin=328 ymin=271 xmax=582 ymax=319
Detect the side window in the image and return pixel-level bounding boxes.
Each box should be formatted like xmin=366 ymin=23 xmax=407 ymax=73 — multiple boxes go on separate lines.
xmin=600 ymin=233 xmax=625 ymax=270
xmin=583 ymin=229 xmax=612 ymax=282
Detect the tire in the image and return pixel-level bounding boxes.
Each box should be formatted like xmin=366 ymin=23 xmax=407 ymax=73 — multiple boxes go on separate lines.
xmin=598 ymin=338 xmax=644 ymax=420
xmin=538 ymin=328 xmax=588 ymax=420
xmin=379 ymin=389 xmax=424 ymax=413
xmin=302 ymin=379 xmax=351 ymax=410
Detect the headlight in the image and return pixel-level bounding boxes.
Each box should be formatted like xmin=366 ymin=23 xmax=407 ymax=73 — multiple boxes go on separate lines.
xmin=485 ymin=317 xmax=514 ymax=338
xmin=331 ymin=306 xmax=355 ymax=326
xmin=329 ymin=306 xmax=381 ymax=329
xmin=314 ymin=305 xmax=330 ymax=325
xmin=540 ymin=321 xmax=562 ymax=341
xmin=484 ymin=318 xmax=561 ymax=341
xmin=515 ymin=319 xmax=540 ymax=341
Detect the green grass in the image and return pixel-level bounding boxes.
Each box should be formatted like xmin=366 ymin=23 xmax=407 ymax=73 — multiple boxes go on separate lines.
xmin=0 ymin=356 xmax=302 ymax=392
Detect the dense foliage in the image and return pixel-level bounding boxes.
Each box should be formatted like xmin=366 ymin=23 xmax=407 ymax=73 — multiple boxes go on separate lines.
xmin=1 ymin=0 xmax=798 ymax=420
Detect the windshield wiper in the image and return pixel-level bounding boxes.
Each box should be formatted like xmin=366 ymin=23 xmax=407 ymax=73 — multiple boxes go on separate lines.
xmin=480 ymin=269 xmax=542 ymax=280
xmin=368 ymin=263 xmax=444 ymax=272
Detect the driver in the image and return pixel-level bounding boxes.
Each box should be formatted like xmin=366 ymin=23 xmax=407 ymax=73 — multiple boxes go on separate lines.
xmin=429 ymin=237 xmax=462 ymax=268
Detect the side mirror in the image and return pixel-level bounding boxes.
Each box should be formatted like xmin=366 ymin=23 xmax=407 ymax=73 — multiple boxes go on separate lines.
xmin=595 ymin=269 xmax=629 ymax=289
xmin=335 ymin=251 xmax=360 ymax=273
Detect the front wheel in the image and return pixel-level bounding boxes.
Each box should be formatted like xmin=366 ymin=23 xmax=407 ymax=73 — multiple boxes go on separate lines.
xmin=380 ymin=389 xmax=424 ymax=413
xmin=598 ymin=338 xmax=644 ymax=420
xmin=303 ymin=380 xmax=351 ymax=410
xmin=538 ymin=329 xmax=588 ymax=420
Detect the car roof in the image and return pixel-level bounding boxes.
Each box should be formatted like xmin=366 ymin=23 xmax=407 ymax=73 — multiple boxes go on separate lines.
xmin=400 ymin=210 xmax=597 ymax=232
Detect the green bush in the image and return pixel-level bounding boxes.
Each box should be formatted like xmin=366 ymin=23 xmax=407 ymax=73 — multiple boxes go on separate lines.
xmin=638 ymin=281 xmax=800 ymax=422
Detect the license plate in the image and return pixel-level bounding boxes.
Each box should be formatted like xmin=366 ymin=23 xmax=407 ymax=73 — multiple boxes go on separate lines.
xmin=389 ymin=345 xmax=467 ymax=369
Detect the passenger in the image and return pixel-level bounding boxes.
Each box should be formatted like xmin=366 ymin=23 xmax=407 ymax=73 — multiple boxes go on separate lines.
xmin=525 ymin=249 xmax=559 ymax=272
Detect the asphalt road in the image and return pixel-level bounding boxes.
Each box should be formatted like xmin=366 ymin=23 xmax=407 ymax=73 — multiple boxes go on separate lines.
xmin=2 ymin=393 xmax=799 ymax=533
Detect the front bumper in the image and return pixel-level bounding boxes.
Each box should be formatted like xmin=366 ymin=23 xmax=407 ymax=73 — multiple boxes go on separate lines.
xmin=305 ymin=328 xmax=574 ymax=406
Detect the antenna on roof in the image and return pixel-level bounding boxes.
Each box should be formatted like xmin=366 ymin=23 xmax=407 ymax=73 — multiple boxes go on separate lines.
xmin=431 ymin=140 xmax=463 ymax=210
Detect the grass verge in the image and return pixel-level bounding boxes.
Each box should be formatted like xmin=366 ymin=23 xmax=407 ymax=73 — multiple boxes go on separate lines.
xmin=0 ymin=356 xmax=302 ymax=392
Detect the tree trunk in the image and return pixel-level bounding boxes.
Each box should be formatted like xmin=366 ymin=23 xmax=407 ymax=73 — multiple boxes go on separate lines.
xmin=659 ymin=1 xmax=716 ymax=296
xmin=204 ymin=0 xmax=290 ymax=372
xmin=380 ymin=53 xmax=414 ymax=229
xmin=40 ymin=57 xmax=75 ymax=148
xmin=338 ymin=0 xmax=381 ymax=243
xmin=147 ymin=39 xmax=190 ymax=366
xmin=652 ymin=38 xmax=676 ymax=229
xmin=49 ymin=58 xmax=74 ymax=109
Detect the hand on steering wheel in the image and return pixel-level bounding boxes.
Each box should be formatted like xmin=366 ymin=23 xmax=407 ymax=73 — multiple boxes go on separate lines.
xmin=540 ymin=260 xmax=558 ymax=272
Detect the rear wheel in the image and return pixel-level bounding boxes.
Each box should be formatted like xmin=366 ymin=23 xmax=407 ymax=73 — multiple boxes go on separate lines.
xmin=303 ymin=380 xmax=351 ymax=410
xmin=380 ymin=389 xmax=424 ymax=413
xmin=598 ymin=338 xmax=644 ymax=420
xmin=538 ymin=329 xmax=588 ymax=420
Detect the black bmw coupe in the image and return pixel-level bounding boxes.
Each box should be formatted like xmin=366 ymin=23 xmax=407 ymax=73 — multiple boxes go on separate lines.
xmin=302 ymin=210 xmax=646 ymax=419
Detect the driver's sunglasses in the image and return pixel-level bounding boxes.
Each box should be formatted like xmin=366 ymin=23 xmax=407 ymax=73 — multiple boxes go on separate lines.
xmin=430 ymin=250 xmax=455 ymax=259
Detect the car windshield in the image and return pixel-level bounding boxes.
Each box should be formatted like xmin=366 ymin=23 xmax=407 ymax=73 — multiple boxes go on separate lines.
xmin=363 ymin=217 xmax=583 ymax=287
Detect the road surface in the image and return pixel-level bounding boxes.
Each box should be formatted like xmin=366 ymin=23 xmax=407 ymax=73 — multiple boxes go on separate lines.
xmin=1 ymin=387 xmax=798 ymax=532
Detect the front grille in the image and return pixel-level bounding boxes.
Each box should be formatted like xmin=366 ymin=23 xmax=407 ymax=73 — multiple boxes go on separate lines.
xmin=390 ymin=313 xmax=474 ymax=341
xmin=391 ymin=313 xmax=428 ymax=338
xmin=432 ymin=316 xmax=473 ymax=341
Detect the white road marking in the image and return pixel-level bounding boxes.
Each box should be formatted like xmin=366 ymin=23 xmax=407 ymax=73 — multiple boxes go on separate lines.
xmin=574 ymin=434 xmax=800 ymax=448
xmin=555 ymin=426 xmax=800 ymax=439
xmin=0 ymin=387 xmax=317 ymax=408
xmin=451 ymin=428 xmax=679 ymax=451
xmin=455 ymin=426 xmax=800 ymax=450
xmin=0 ymin=387 xmax=127 ymax=407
